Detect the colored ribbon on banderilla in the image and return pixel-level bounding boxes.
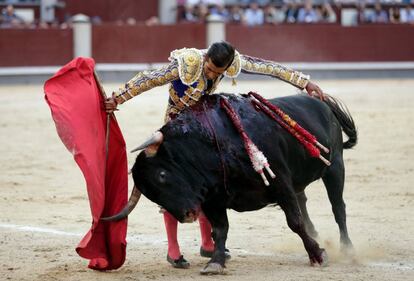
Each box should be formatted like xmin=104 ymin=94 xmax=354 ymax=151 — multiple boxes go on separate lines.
xmin=220 ymin=97 xmax=276 ymax=186
xmin=220 ymin=93 xmax=331 ymax=186
xmin=248 ymin=92 xmax=331 ymax=166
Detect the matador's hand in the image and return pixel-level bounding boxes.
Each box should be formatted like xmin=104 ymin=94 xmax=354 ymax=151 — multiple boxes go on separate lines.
xmin=104 ymin=92 xmax=118 ymax=114
xmin=305 ymin=81 xmax=325 ymax=101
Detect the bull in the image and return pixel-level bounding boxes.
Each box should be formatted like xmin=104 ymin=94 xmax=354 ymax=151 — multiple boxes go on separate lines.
xmin=104 ymin=93 xmax=357 ymax=274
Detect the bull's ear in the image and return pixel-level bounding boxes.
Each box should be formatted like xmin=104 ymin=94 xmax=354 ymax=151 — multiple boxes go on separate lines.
xmin=131 ymin=131 xmax=164 ymax=157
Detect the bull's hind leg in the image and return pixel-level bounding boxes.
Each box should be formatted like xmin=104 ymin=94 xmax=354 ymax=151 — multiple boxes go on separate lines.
xmin=276 ymin=180 xmax=328 ymax=266
xmin=297 ymin=191 xmax=318 ymax=238
xmin=322 ymin=156 xmax=353 ymax=252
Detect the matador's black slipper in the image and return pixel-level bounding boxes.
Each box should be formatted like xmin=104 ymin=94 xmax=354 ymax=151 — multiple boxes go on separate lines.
xmin=167 ymin=255 xmax=190 ymax=269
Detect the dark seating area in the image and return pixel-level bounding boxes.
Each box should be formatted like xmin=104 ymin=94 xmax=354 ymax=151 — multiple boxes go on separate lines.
xmin=1 ymin=0 xmax=414 ymax=29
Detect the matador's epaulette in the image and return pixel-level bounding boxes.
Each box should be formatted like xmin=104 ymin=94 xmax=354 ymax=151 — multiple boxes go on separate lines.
xmin=169 ymin=48 xmax=203 ymax=86
xmin=224 ymin=50 xmax=242 ymax=79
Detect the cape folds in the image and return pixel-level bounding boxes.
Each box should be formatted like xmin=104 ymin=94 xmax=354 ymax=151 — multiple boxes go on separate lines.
xmin=44 ymin=57 xmax=128 ymax=270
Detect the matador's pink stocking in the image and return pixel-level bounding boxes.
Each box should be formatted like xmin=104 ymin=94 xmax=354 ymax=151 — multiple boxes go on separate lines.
xmin=163 ymin=211 xmax=181 ymax=259
xmin=199 ymin=212 xmax=214 ymax=251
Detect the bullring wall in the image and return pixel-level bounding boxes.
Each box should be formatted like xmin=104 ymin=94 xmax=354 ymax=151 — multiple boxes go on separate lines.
xmin=0 ymin=24 xmax=413 ymax=67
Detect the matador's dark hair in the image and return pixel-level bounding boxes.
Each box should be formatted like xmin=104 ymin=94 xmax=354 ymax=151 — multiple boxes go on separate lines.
xmin=207 ymin=41 xmax=235 ymax=69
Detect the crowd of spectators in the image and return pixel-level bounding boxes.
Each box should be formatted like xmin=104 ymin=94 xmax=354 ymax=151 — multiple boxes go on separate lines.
xmin=1 ymin=0 xmax=414 ymax=28
xmin=0 ymin=3 xmax=68 ymax=28
xmin=0 ymin=4 xmax=24 ymax=27
xmin=0 ymin=1 xmax=159 ymax=29
xmin=178 ymin=0 xmax=337 ymax=24
xmin=177 ymin=0 xmax=414 ymax=25
xmin=356 ymin=1 xmax=414 ymax=23
xmin=0 ymin=0 xmax=39 ymax=3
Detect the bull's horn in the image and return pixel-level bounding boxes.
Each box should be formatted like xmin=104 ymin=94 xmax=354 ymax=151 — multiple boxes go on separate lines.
xmin=131 ymin=131 xmax=164 ymax=153
xmin=100 ymin=185 xmax=141 ymax=221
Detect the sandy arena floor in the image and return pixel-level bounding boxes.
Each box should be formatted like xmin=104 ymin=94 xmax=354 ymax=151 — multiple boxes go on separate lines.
xmin=0 ymin=78 xmax=413 ymax=281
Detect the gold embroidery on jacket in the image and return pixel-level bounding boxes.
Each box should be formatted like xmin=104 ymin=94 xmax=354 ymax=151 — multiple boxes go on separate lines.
xmin=169 ymin=48 xmax=203 ymax=86
xmin=168 ymin=74 xmax=208 ymax=111
xmin=114 ymin=61 xmax=179 ymax=104
xmin=224 ymin=50 xmax=241 ymax=78
xmin=164 ymin=104 xmax=181 ymax=123
xmin=240 ymin=54 xmax=310 ymax=89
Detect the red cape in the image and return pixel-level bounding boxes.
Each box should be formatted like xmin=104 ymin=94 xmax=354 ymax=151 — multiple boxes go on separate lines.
xmin=44 ymin=57 xmax=128 ymax=270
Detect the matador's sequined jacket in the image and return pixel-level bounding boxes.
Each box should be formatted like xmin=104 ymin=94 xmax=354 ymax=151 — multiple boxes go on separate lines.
xmin=114 ymin=48 xmax=310 ymax=120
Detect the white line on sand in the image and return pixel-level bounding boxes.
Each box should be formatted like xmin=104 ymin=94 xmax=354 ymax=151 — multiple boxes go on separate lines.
xmin=0 ymin=223 xmax=82 ymax=237
xmin=1 ymin=222 xmax=413 ymax=271
xmin=0 ymin=222 xmax=164 ymax=245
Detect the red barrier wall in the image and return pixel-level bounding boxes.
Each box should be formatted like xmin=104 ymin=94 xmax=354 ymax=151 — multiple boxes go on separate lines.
xmin=0 ymin=28 xmax=72 ymax=66
xmin=226 ymin=24 xmax=414 ymax=62
xmin=55 ymin=0 xmax=158 ymax=23
xmin=1 ymin=24 xmax=414 ymax=67
xmin=92 ymin=23 xmax=206 ymax=63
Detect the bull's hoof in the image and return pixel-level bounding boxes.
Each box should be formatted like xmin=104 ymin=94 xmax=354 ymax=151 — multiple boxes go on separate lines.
xmin=310 ymin=249 xmax=329 ymax=267
xmin=200 ymin=247 xmax=231 ymax=260
xmin=200 ymin=263 xmax=225 ymax=275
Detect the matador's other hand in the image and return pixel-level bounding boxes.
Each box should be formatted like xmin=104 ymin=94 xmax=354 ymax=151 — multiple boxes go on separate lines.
xmin=305 ymin=81 xmax=325 ymax=101
xmin=104 ymin=92 xmax=118 ymax=114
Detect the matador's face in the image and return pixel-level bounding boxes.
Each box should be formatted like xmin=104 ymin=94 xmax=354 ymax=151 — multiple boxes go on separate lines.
xmin=203 ymin=57 xmax=227 ymax=80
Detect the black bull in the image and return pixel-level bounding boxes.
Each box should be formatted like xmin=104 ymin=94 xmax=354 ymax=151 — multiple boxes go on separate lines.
xmin=104 ymin=93 xmax=357 ymax=272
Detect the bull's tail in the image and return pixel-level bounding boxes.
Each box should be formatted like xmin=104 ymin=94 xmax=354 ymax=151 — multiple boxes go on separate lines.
xmin=323 ymin=95 xmax=357 ymax=149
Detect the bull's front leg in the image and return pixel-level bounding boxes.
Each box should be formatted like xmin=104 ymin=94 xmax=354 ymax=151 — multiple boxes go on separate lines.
xmin=199 ymin=206 xmax=229 ymax=275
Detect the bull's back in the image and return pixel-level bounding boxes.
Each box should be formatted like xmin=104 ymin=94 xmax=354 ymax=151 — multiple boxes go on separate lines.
xmin=211 ymin=94 xmax=338 ymax=209
xmin=269 ymin=95 xmax=334 ymax=140
xmin=226 ymin=94 xmax=336 ymax=157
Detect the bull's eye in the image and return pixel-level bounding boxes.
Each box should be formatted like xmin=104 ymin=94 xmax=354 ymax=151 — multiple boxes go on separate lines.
xmin=159 ymin=170 xmax=167 ymax=184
